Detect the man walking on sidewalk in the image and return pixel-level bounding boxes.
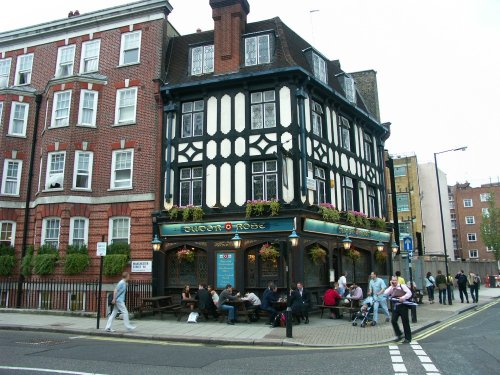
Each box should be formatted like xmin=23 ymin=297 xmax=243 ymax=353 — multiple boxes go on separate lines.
xmin=455 ymin=270 xmax=469 ymax=303
xmin=105 ymin=272 xmax=136 ymax=332
xmin=467 ymin=272 xmax=480 ymax=303
xmin=368 ymin=272 xmax=390 ymax=326
xmin=384 ymin=276 xmax=413 ymax=344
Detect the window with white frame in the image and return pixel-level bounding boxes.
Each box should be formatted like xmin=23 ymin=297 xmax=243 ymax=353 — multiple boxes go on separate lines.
xmin=339 ymin=116 xmax=351 ymax=151
xmin=453 ymin=234 xmax=458 ymax=250
xmin=364 ymin=133 xmax=374 ymax=163
xmin=1 ymin=159 xmax=22 ymax=195
xmin=115 ymin=87 xmax=137 ymax=124
xmin=396 ymin=193 xmax=410 ymax=212
xmin=482 ymin=208 xmax=490 ymax=217
xmin=465 ymin=216 xmax=475 ymax=225
xmin=399 ymin=221 xmax=411 ymax=235
xmin=73 ymin=151 xmax=93 ymax=190
xmin=69 ymin=217 xmax=89 ymax=247
xmin=0 ymin=58 xmax=11 ymax=88
xmin=450 ymin=212 xmax=457 ymax=229
xmin=342 ymin=176 xmax=354 ymax=211
xmin=0 ymin=221 xmax=16 ymax=246
xmin=78 ymin=90 xmax=98 ymax=126
xmin=8 ymin=102 xmax=29 ymax=136
xmin=252 ymin=160 xmax=277 ymax=201
xmin=312 ymin=52 xmax=327 ymax=83
xmin=45 ymin=152 xmax=65 ymax=190
xmin=467 ymin=233 xmax=477 ymax=242
xmin=120 ymin=31 xmax=141 ymax=65
xmin=463 ymin=199 xmax=473 ymax=207
xmin=111 ymin=149 xmax=133 ymax=189
xmin=311 ymin=101 xmax=323 ymax=137
xmin=368 ymin=186 xmax=377 ymax=217
xmin=181 ymin=100 xmax=204 ymax=137
xmin=486 ymin=245 xmax=494 ymax=252
xmin=190 ymin=45 xmax=214 ymax=75
xmin=344 ymin=75 xmax=356 ymax=103
xmin=55 ymin=45 xmax=75 ymax=77
xmin=42 ymin=218 xmax=61 ymax=249
xmin=315 ymin=166 xmax=326 ymax=204
xmin=468 ymin=249 xmax=478 ymax=258
xmin=51 ymin=91 xmax=71 ymax=127
xmin=250 ymin=90 xmax=276 ymax=129
xmin=245 ymin=35 xmax=270 ymax=66
xmin=480 ymin=193 xmax=491 ymax=202
xmin=394 ymin=165 xmax=407 ymax=177
xmin=80 ymin=39 xmax=100 ymax=73
xmin=15 ymin=54 xmax=33 ymax=85
xmin=179 ymin=167 xmax=203 ymax=207
xmin=109 ymin=217 xmax=130 ymax=244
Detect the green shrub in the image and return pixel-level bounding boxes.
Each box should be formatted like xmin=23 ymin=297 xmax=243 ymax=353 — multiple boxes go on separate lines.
xmin=192 ymin=207 xmax=204 ymax=221
xmin=0 ymin=244 xmax=15 ymax=256
xmin=33 ymin=253 xmax=59 ymax=275
xmin=21 ymin=246 xmax=34 ymax=277
xmin=107 ymin=242 xmax=130 ymax=256
xmin=0 ymin=255 xmax=16 ymax=276
xmin=64 ymin=253 xmax=90 ymax=275
xmin=38 ymin=244 xmax=58 ymax=255
xmin=103 ymin=254 xmax=128 ymax=276
xmin=67 ymin=244 xmax=88 ymax=255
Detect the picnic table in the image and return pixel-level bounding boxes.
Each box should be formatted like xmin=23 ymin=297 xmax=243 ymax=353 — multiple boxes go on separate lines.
xmin=137 ymin=296 xmax=181 ymax=319
xmin=225 ymin=299 xmax=252 ymax=323
xmin=177 ymin=298 xmax=198 ymax=321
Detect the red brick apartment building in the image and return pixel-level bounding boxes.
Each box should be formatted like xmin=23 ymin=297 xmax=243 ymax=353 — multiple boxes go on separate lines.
xmin=449 ymin=182 xmax=500 ymax=261
xmin=0 ymin=0 xmax=175 ymax=282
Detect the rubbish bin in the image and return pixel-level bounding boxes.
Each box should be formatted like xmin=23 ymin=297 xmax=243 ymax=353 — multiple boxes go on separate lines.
xmin=490 ymin=275 xmax=497 ymax=288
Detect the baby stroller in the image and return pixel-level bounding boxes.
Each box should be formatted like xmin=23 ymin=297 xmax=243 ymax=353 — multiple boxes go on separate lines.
xmin=352 ymin=296 xmax=374 ymax=327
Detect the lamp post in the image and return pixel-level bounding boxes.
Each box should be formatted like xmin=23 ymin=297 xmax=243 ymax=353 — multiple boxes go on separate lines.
xmin=390 ymin=241 xmax=398 ymax=277
xmin=285 ymin=228 xmax=299 ymax=339
xmin=434 ymin=146 xmax=467 ymax=305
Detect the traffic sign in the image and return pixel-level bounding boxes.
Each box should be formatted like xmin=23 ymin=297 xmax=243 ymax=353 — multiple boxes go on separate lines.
xmin=403 ymin=236 xmax=413 ymax=251
xmin=96 ymin=242 xmax=107 ymax=257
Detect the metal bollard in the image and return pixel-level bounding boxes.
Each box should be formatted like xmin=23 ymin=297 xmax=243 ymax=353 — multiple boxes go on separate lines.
xmin=286 ymin=307 xmax=293 ymax=338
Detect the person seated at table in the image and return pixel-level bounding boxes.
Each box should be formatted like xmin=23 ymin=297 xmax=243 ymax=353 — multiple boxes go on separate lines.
xmin=347 ymin=283 xmax=363 ymax=308
xmin=196 ymin=284 xmax=217 ymax=321
xmin=208 ymin=285 xmax=219 ymax=308
xmin=288 ymin=283 xmax=304 ymax=324
xmin=261 ymin=282 xmax=279 ymax=326
xmin=218 ymin=284 xmax=240 ymax=325
xmin=241 ymin=292 xmax=261 ymax=310
xmin=323 ymin=283 xmax=342 ymax=319
xmin=181 ymin=285 xmax=194 ymax=310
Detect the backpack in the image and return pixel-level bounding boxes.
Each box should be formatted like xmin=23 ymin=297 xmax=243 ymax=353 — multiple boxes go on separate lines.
xmin=457 ymin=274 xmax=467 ymax=285
xmin=273 ymin=313 xmax=285 ymax=328
xmin=473 ymin=275 xmax=480 ymax=285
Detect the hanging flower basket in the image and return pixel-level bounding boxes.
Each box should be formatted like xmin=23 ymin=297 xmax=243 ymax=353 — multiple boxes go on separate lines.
xmin=375 ymin=251 xmax=388 ymax=264
xmin=309 ymin=245 xmax=327 ymax=265
xmin=345 ymin=249 xmax=361 ymax=263
xmin=177 ymin=248 xmax=195 ymax=263
xmin=319 ymin=203 xmax=340 ymax=223
xmin=259 ymin=243 xmax=280 ymax=261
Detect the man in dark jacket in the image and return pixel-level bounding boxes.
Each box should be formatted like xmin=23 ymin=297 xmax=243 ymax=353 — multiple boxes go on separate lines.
xmin=196 ymin=284 xmax=216 ymax=320
xmin=297 ymin=281 xmax=311 ymax=324
xmin=261 ymin=282 xmax=278 ymax=325
xmin=455 ymin=270 xmax=469 ymax=303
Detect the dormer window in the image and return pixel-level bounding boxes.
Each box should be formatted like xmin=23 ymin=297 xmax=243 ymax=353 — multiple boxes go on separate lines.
xmin=245 ymin=35 xmax=270 ymax=66
xmin=312 ymin=52 xmax=327 ymax=83
xmin=55 ymin=45 xmax=75 ymax=77
xmin=344 ymin=75 xmax=356 ymax=103
xmin=191 ymin=45 xmax=214 ymax=75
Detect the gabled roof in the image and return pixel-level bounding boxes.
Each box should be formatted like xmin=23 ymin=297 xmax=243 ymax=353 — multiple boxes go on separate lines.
xmin=164 ymin=17 xmax=372 ymax=116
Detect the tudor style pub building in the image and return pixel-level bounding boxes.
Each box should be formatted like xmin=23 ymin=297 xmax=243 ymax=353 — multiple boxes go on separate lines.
xmin=154 ymin=0 xmax=392 ymax=299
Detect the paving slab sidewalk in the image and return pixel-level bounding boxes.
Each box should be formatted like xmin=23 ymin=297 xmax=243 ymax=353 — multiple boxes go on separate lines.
xmin=1 ymin=288 xmax=498 ymax=347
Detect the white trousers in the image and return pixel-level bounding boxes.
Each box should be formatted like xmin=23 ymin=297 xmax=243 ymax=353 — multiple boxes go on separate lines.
xmin=105 ymin=301 xmax=133 ymax=330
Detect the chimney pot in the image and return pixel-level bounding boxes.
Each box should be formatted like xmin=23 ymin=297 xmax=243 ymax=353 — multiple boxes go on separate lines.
xmin=196 ymin=28 xmax=202 ymax=33
xmin=68 ymin=11 xmax=74 ymax=17
xmin=74 ymin=10 xmax=80 ymax=16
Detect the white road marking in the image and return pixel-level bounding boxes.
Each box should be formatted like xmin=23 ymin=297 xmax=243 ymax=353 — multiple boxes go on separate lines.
xmin=414 ymin=349 xmax=427 ymax=356
xmin=389 ymin=350 xmax=400 ymax=355
xmin=0 ymin=366 xmax=106 ymax=375
xmin=391 ymin=356 xmax=403 ymax=363
xmin=389 ymin=345 xmax=399 ymax=349
xmin=392 ymin=363 xmax=407 ymax=372
xmin=417 ymin=355 xmax=432 ymax=363
xmin=422 ymin=363 xmax=439 ymax=372
xmin=411 ymin=344 xmax=422 ymax=349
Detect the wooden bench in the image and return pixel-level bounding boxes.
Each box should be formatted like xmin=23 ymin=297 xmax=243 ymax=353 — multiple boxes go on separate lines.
xmin=137 ymin=296 xmax=181 ymax=319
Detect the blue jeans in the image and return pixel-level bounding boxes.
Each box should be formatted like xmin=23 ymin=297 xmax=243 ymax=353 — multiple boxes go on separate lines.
xmin=373 ymin=296 xmax=390 ymax=322
xmin=220 ymin=304 xmax=235 ymax=320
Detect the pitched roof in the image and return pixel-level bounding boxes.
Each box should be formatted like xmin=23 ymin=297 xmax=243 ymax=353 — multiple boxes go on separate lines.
xmin=164 ymin=17 xmax=372 ymax=116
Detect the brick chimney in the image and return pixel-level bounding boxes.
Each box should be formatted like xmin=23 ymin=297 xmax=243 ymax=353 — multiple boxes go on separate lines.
xmin=350 ymin=70 xmax=381 ymax=122
xmin=210 ymin=0 xmax=250 ymax=74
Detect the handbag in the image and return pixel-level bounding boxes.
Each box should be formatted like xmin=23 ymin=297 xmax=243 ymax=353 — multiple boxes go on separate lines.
xmin=438 ymin=283 xmax=447 ymax=290
xmin=187 ymin=312 xmax=199 ymax=323
xmin=392 ymin=286 xmax=407 ymax=298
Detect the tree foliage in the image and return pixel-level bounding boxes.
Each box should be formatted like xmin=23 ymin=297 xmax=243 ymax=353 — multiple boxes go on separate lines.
xmin=480 ymin=193 xmax=500 ymax=262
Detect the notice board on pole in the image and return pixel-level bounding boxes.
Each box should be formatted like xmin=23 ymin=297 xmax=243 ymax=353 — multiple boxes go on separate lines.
xmin=216 ymin=252 xmax=235 ymax=289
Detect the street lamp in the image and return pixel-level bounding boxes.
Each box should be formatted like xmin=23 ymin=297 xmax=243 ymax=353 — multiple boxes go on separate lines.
xmin=391 ymin=241 xmax=399 ymax=255
xmin=376 ymin=241 xmax=385 ymax=252
xmin=288 ymin=229 xmax=299 ymax=247
xmin=151 ymin=235 xmax=162 ymax=252
xmin=434 ymin=146 xmax=467 ymax=305
xmin=342 ymin=236 xmax=352 ymax=250
xmin=231 ymin=231 xmax=242 ymax=249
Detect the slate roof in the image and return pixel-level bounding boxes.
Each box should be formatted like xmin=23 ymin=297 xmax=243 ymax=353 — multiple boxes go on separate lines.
xmin=164 ymin=17 xmax=372 ymax=116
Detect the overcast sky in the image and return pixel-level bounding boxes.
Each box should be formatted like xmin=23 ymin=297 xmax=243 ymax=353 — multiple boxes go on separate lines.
xmin=1 ymin=0 xmax=499 ymax=187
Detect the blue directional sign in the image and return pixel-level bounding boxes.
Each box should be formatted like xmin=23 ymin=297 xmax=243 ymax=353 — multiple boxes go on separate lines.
xmin=403 ymin=236 xmax=413 ymax=251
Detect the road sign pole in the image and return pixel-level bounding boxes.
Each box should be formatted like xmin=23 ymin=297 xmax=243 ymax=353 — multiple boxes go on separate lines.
xmin=96 ymin=236 xmax=106 ymax=330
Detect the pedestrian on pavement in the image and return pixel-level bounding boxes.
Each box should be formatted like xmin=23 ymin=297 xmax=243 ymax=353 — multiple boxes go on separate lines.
xmin=455 ymin=270 xmax=469 ymax=303
xmin=297 ymin=282 xmax=311 ymax=324
xmin=368 ymin=271 xmax=391 ymax=326
xmin=338 ymin=272 xmax=347 ymax=297
xmin=105 ymin=272 xmax=136 ymax=332
xmin=467 ymin=272 xmax=480 ymax=303
xmin=395 ymin=271 xmax=406 ymax=285
xmin=218 ymin=284 xmax=240 ymax=325
xmin=384 ymin=276 xmax=414 ymax=343
xmin=447 ymin=273 xmax=455 ymax=301
xmin=425 ymin=272 xmax=436 ymax=304
xmin=261 ymin=282 xmax=279 ymax=326
xmin=435 ymin=270 xmax=448 ymax=304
